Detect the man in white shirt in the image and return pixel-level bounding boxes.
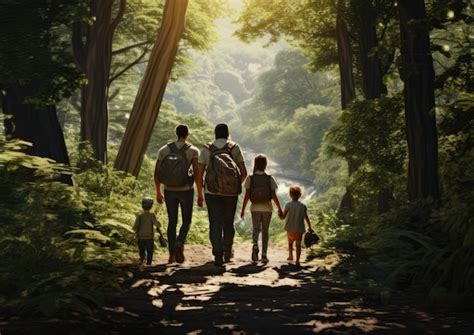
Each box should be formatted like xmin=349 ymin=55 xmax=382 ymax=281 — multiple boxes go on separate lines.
xmin=196 ymin=123 xmax=247 ymax=266
xmin=155 ymin=125 xmax=199 ymax=264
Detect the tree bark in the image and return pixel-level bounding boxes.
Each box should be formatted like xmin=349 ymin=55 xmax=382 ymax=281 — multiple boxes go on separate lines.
xmin=398 ymin=0 xmax=439 ymax=200
xmin=336 ymin=8 xmax=357 ymax=212
xmin=336 ymin=14 xmax=356 ymax=109
xmin=351 ymin=0 xmax=395 ymax=212
xmin=72 ymin=0 xmax=126 ymax=163
xmin=114 ymin=0 xmax=189 ymax=176
xmin=2 ymin=85 xmax=72 ymax=184
xmin=353 ymin=0 xmax=388 ymax=99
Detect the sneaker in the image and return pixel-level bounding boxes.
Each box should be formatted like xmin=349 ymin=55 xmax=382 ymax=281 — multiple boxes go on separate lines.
xmin=251 ymin=244 xmax=259 ymax=262
xmin=175 ymin=241 xmax=185 ymax=263
xmin=214 ymin=256 xmax=224 ymax=266
xmin=261 ymin=255 xmax=269 ymax=263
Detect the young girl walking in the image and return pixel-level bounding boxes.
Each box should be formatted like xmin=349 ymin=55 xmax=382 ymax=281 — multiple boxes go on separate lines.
xmin=279 ymin=185 xmax=313 ymax=266
xmin=241 ymin=154 xmax=283 ymax=263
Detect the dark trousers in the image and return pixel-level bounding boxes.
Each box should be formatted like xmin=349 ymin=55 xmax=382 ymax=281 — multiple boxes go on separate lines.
xmin=164 ymin=189 xmax=194 ymax=255
xmin=138 ymin=239 xmax=154 ymax=264
xmin=205 ymin=194 xmax=238 ymax=258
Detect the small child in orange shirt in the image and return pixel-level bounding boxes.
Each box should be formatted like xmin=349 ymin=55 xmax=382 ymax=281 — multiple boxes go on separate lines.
xmin=279 ymin=185 xmax=312 ymax=266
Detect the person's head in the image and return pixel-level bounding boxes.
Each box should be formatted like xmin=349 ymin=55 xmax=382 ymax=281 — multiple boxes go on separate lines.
xmin=214 ymin=123 xmax=229 ymax=139
xmin=141 ymin=197 xmax=154 ymax=211
xmin=253 ymin=154 xmax=267 ymax=173
xmin=289 ymin=185 xmax=302 ymax=201
xmin=176 ymin=124 xmax=189 ymax=140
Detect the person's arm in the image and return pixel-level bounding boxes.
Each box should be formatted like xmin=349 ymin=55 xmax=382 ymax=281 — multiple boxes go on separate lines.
xmin=272 ymin=191 xmax=283 ymax=216
xmin=152 ymin=214 xmax=162 ymax=233
xmin=280 ymin=207 xmax=288 ymax=219
xmin=196 ymin=163 xmax=206 ymax=208
xmin=237 ymin=161 xmax=247 ymax=184
xmin=191 ymin=157 xmax=199 ymax=186
xmin=304 ymin=210 xmax=313 ymax=231
xmin=133 ymin=215 xmax=140 ymax=234
xmin=241 ymin=189 xmax=250 ymax=219
xmin=154 ymin=160 xmax=164 ymax=204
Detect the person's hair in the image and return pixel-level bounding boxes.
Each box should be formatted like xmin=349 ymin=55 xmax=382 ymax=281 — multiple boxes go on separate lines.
xmin=289 ymin=185 xmax=302 ymax=200
xmin=141 ymin=197 xmax=154 ymax=210
xmin=176 ymin=124 xmax=189 ymax=138
xmin=253 ymin=154 xmax=267 ymax=173
xmin=214 ymin=123 xmax=229 ymax=139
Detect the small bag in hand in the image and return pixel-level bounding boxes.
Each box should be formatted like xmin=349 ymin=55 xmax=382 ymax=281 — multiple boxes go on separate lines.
xmin=304 ymin=229 xmax=320 ymax=248
xmin=157 ymin=228 xmax=168 ymax=248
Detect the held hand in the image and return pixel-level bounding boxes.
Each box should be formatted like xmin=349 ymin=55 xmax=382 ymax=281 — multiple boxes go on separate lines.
xmin=240 ymin=211 xmax=245 ymax=220
xmin=277 ymin=209 xmax=284 ymax=219
xmin=197 ymin=194 xmax=204 ymax=208
xmin=156 ymin=193 xmax=164 ymax=204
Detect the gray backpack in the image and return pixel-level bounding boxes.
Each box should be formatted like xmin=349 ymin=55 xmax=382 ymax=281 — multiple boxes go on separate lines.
xmin=205 ymin=142 xmax=241 ymax=195
xmin=158 ymin=142 xmax=192 ymax=187
xmin=250 ymin=174 xmax=272 ymax=203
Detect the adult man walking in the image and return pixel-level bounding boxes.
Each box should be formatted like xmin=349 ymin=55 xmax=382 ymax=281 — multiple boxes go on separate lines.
xmin=155 ymin=124 xmax=199 ymax=264
xmin=196 ymin=123 xmax=247 ymax=266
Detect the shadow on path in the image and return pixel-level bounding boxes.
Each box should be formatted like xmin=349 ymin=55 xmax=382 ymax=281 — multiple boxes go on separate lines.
xmin=99 ymin=244 xmax=473 ymax=335
xmin=3 ymin=244 xmax=473 ymax=334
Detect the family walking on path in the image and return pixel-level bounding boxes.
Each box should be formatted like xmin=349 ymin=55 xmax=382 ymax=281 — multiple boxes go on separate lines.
xmin=134 ymin=123 xmax=315 ymax=267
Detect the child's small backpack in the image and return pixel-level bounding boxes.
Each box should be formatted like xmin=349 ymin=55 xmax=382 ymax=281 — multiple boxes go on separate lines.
xmin=249 ymin=174 xmax=272 ymax=203
xmin=158 ymin=142 xmax=193 ymax=187
xmin=204 ymin=142 xmax=241 ymax=195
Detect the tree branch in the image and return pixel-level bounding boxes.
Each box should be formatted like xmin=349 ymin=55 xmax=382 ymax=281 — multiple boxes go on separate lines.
xmin=112 ymin=40 xmax=153 ymax=56
xmin=109 ymin=47 xmax=149 ymax=85
xmin=110 ymin=0 xmax=126 ymax=33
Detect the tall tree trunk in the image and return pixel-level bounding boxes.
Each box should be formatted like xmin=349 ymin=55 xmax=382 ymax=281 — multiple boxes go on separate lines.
xmin=72 ymin=0 xmax=126 ymax=163
xmin=114 ymin=0 xmax=189 ymax=176
xmin=398 ymin=0 xmax=439 ymax=200
xmin=353 ymin=0 xmax=387 ymax=99
xmin=351 ymin=0 xmax=394 ymax=212
xmin=336 ymin=7 xmax=357 ymax=212
xmin=2 ymin=85 xmax=72 ymax=185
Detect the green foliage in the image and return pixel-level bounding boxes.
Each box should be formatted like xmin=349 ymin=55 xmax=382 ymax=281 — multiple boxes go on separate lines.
xmin=0 ymin=0 xmax=87 ymax=104
xmin=236 ymin=0 xmax=338 ymax=71
xmin=325 ymin=95 xmax=406 ymax=210
xmin=0 ymin=140 xmax=142 ymax=317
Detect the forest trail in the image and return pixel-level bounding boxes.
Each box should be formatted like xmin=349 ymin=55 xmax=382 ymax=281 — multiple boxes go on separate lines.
xmin=99 ymin=244 xmax=472 ymax=334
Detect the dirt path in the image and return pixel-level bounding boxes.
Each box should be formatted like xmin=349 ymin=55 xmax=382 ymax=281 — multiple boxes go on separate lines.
xmin=97 ymin=243 xmax=473 ymax=334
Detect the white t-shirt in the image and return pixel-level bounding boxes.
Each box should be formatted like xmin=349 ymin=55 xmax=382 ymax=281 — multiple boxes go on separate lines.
xmin=284 ymin=201 xmax=307 ymax=233
xmin=157 ymin=140 xmax=199 ymax=191
xmin=198 ymin=138 xmax=245 ymax=196
xmin=243 ymin=170 xmax=278 ymax=212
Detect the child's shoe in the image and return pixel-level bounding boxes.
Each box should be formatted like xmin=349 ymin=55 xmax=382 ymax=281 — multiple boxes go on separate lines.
xmin=261 ymin=254 xmax=269 ymax=263
xmin=251 ymin=244 xmax=259 ymax=262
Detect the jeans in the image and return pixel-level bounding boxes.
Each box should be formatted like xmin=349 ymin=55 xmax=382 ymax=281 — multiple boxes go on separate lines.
xmin=251 ymin=211 xmax=272 ymax=256
xmin=205 ymin=194 xmax=238 ymax=258
xmin=138 ymin=239 xmax=154 ymax=264
xmin=164 ymin=189 xmax=194 ymax=255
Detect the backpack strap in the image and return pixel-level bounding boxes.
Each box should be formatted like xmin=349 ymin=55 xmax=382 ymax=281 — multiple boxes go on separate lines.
xmin=179 ymin=143 xmax=191 ymax=153
xmin=226 ymin=141 xmax=237 ymax=152
xmin=168 ymin=142 xmax=178 ymax=153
